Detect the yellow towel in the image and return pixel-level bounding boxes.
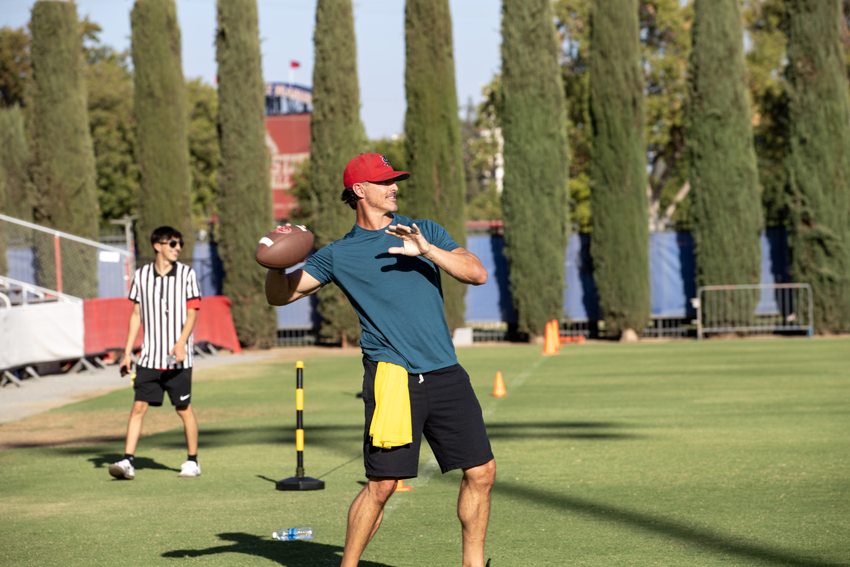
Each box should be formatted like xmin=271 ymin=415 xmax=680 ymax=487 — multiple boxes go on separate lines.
xmin=369 ymin=361 xmax=412 ymax=448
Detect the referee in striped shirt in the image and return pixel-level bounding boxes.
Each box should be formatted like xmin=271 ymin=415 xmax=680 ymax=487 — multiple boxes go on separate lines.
xmin=109 ymin=226 xmax=202 ymax=481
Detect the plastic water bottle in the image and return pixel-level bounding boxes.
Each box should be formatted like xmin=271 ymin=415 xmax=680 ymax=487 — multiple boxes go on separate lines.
xmin=272 ymin=527 xmax=314 ymax=541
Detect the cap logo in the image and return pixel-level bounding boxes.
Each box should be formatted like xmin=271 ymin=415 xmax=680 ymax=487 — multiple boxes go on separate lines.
xmin=381 ymin=155 xmax=391 ymax=168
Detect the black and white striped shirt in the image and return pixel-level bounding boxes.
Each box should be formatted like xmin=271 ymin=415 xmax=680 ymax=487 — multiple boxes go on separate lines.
xmin=129 ymin=262 xmax=201 ymax=369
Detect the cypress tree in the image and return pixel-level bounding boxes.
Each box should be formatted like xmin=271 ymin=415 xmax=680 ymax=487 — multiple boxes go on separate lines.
xmin=404 ymin=0 xmax=467 ymax=331
xmin=588 ymin=0 xmax=650 ymax=338
xmin=0 ymin=149 xmax=5 ymax=276
xmin=311 ymin=0 xmax=366 ymax=346
xmin=29 ymin=1 xmax=99 ymax=298
xmin=501 ymin=0 xmax=569 ymax=338
xmin=0 ymin=105 xmax=30 ymax=222
xmin=0 ymin=104 xmax=32 ymax=282
xmin=0 ymin=105 xmax=28 ymax=276
xmin=786 ymin=0 xmax=850 ymax=333
xmin=215 ymin=0 xmax=277 ymax=347
xmin=131 ymin=0 xmax=193 ymax=261
xmin=687 ymin=0 xmax=762 ymax=296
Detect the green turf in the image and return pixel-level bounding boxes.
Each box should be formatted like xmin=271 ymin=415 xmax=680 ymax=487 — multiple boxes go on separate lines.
xmin=1 ymin=339 xmax=848 ymax=566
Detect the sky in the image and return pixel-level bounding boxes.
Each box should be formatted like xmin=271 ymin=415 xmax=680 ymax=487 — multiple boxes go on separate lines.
xmin=0 ymin=0 xmax=503 ymax=139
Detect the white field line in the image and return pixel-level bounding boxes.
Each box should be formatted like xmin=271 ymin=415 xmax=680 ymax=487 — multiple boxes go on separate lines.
xmin=383 ymin=456 xmax=440 ymax=513
xmin=482 ymin=355 xmax=547 ymax=419
xmin=384 ymin=354 xmax=548 ymax=515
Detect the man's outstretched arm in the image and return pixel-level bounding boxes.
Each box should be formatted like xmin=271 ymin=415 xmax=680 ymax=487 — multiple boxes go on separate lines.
xmin=265 ymin=268 xmax=323 ymax=306
xmin=385 ymin=223 xmax=488 ymax=286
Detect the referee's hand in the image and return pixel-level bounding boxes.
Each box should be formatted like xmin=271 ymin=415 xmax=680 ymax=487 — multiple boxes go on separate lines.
xmin=119 ymin=353 xmax=132 ymax=376
xmin=171 ymin=342 xmax=187 ymax=364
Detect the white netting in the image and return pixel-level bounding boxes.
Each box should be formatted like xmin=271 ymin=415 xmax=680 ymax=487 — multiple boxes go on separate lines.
xmin=0 ymin=213 xmax=134 ymax=300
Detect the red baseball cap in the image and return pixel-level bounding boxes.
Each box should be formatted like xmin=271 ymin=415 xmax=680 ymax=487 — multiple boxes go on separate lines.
xmin=343 ymin=153 xmax=410 ymax=188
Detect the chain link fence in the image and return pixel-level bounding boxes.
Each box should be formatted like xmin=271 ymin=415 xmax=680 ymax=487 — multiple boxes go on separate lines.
xmin=695 ymin=283 xmax=814 ymax=339
xmin=0 ymin=213 xmax=134 ymax=299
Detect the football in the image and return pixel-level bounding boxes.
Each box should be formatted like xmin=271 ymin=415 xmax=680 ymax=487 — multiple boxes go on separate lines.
xmin=255 ymin=225 xmax=315 ymax=270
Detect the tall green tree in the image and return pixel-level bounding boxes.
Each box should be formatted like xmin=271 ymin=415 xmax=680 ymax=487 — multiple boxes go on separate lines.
xmin=84 ymin=37 xmax=138 ymax=227
xmin=187 ymin=78 xmax=218 ymax=227
xmin=743 ymin=0 xmax=792 ymax=228
xmin=29 ymin=1 xmax=99 ymax=298
xmin=0 ymin=142 xmax=6 ymax=275
xmin=0 ymin=105 xmax=30 ymax=221
xmin=555 ymin=0 xmax=694 ymax=233
xmin=131 ymin=0 xmax=193 ymax=261
xmin=501 ymin=0 xmax=569 ymax=338
xmin=589 ymin=0 xmax=650 ymax=338
xmin=786 ymin=0 xmax=850 ymax=333
xmin=216 ymin=0 xmax=277 ymax=347
xmin=0 ymin=26 xmax=30 ymax=109
xmin=687 ymin=0 xmax=762 ymax=293
xmin=311 ymin=0 xmax=366 ymax=346
xmin=404 ymin=0 xmax=468 ymax=331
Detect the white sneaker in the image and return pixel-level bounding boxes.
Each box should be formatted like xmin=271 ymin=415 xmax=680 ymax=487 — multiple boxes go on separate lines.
xmin=178 ymin=460 xmax=201 ymax=478
xmin=108 ymin=459 xmax=135 ymax=480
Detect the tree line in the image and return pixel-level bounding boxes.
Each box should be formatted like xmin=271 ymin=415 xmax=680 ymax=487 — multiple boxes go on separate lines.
xmin=0 ymin=0 xmax=275 ymax=344
xmin=1 ymin=0 xmax=848 ymax=345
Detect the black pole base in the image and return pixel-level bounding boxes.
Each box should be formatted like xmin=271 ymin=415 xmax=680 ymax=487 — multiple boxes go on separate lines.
xmin=276 ymin=476 xmax=325 ymax=491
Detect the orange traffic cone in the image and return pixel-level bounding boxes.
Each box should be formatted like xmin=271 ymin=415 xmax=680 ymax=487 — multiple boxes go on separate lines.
xmin=542 ymin=321 xmax=559 ymax=355
xmin=576 ymin=334 xmax=586 ymax=344
xmin=493 ymin=371 xmax=507 ymax=397
xmin=395 ymin=479 xmax=412 ymax=492
xmin=552 ymin=319 xmax=563 ymax=347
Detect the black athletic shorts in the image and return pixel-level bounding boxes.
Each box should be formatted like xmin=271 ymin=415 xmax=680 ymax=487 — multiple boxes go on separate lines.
xmin=361 ymin=358 xmax=493 ymax=479
xmin=134 ymin=366 xmax=193 ymax=407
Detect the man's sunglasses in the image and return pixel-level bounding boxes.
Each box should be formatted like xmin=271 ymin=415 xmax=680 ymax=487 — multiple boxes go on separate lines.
xmin=159 ymin=239 xmax=184 ymax=248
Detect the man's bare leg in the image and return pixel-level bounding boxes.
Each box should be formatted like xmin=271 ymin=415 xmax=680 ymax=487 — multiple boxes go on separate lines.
xmin=123 ymin=401 xmax=149 ymax=455
xmin=341 ymin=477 xmax=398 ymax=567
xmin=175 ymin=404 xmax=198 ymax=455
xmin=458 ymin=459 xmax=496 ymax=567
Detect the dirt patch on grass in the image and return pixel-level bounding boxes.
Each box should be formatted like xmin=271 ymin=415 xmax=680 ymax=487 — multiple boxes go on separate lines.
xmin=0 ymin=404 xmax=281 ymax=451
xmin=193 ymin=346 xmax=361 ymax=382
xmin=0 ymin=346 xmax=360 ymax=451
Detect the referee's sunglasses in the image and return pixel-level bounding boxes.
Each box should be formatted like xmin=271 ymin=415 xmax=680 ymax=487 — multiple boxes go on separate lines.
xmin=159 ymin=239 xmax=184 ymax=248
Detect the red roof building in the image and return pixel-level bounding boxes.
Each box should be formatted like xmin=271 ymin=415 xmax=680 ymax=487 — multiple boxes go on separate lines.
xmin=265 ymin=113 xmax=310 ymax=220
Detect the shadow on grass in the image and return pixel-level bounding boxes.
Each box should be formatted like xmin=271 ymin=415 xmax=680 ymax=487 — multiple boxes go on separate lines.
xmin=46 ymin=421 xmax=637 ymax=461
xmin=3 ymin=434 xmax=125 ymax=450
xmin=495 ymin=482 xmax=847 ymax=567
xmin=185 ymin=421 xmax=638 ymax=450
xmin=485 ymin=421 xmax=641 ymax=440
xmin=163 ymin=532 xmax=396 ymax=566
xmin=87 ymin=453 xmax=180 ymax=473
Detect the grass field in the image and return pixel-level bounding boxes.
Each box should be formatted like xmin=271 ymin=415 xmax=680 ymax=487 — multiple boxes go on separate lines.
xmin=1 ymin=338 xmax=848 ymax=567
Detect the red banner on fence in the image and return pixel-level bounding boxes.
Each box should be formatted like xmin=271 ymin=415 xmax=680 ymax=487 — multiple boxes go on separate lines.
xmin=83 ymin=296 xmax=242 ymax=356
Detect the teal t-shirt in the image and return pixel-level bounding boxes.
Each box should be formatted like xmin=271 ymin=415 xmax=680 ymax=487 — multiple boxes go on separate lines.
xmin=302 ymin=214 xmax=460 ymax=373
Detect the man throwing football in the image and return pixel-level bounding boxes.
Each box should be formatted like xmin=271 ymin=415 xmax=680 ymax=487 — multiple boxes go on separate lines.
xmin=265 ymin=153 xmax=495 ymax=567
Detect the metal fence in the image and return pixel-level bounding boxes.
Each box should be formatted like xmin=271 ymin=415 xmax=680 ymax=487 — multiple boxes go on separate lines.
xmin=695 ymin=283 xmax=813 ymax=340
xmin=1 ymin=213 xmax=135 ymax=299
xmin=0 ymin=274 xmax=84 ymax=307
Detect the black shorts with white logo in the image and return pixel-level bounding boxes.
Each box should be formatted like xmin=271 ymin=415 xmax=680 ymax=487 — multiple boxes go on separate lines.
xmin=361 ymin=358 xmax=493 ymax=479
xmin=134 ymin=366 xmax=193 ymax=407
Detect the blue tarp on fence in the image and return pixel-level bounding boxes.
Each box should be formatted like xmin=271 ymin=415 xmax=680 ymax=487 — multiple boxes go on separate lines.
xmin=464 ymin=235 xmax=515 ymax=323
xmin=649 ymin=232 xmax=696 ymax=318
xmin=465 ymin=230 xmax=789 ymax=324
xmin=563 ymin=234 xmax=601 ymax=322
xmin=5 ymin=230 xmax=791 ymax=327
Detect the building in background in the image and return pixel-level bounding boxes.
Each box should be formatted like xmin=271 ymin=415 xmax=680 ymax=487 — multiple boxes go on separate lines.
xmin=264 ymin=82 xmax=311 ymax=220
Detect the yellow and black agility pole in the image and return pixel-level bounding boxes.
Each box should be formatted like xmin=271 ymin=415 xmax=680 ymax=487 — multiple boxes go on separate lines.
xmin=276 ymin=361 xmax=325 ymax=491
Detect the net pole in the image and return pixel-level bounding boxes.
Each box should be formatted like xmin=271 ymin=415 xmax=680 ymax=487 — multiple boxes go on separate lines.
xmin=276 ymin=360 xmax=324 ymax=491
xmin=54 ymin=233 xmax=63 ymax=293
